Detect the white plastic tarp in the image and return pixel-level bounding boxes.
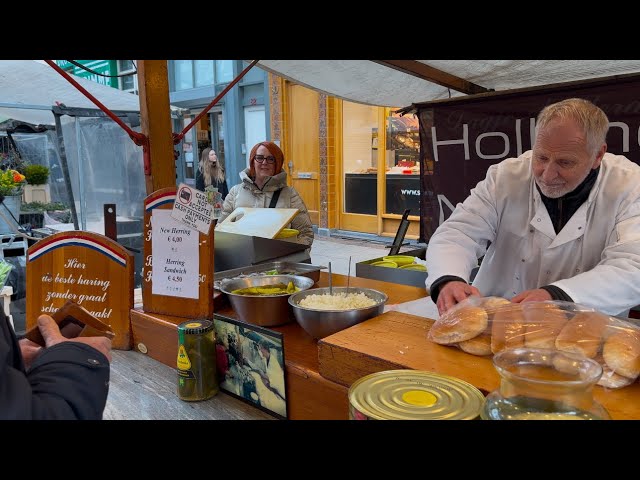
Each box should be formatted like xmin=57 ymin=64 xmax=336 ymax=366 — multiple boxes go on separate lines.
xmin=0 ymin=60 xmax=143 ymax=125
xmin=256 ymin=60 xmax=640 ymax=107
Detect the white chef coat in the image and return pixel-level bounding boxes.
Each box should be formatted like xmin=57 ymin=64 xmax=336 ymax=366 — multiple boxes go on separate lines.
xmin=426 ymin=151 xmax=640 ymax=316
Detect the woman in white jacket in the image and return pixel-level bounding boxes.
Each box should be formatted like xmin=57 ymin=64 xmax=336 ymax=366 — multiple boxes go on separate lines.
xmin=426 ymin=98 xmax=640 ymax=317
xmin=219 ymin=141 xmax=314 ymax=247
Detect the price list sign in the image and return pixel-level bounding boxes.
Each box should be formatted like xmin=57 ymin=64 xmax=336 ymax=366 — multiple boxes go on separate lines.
xmin=151 ymin=209 xmax=199 ymax=299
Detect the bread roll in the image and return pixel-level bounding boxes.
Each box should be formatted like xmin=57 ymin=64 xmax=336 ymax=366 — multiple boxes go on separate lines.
xmin=595 ymin=355 xmax=636 ymax=389
xmin=429 ymin=306 xmax=488 ymax=345
xmin=459 ymin=332 xmax=492 ymax=356
xmin=555 ymin=312 xmax=609 ymax=358
xmin=491 ymin=304 xmax=526 ymax=354
xmin=523 ymin=304 xmax=569 ymax=349
xmin=481 ymin=297 xmax=512 ymax=310
xmin=602 ymin=330 xmax=640 ymax=379
xmin=597 ymin=371 xmax=635 ymax=389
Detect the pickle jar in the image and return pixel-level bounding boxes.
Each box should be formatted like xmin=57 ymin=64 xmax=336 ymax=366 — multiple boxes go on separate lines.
xmin=177 ymin=319 xmax=219 ymax=401
xmin=481 ymin=348 xmax=610 ymax=420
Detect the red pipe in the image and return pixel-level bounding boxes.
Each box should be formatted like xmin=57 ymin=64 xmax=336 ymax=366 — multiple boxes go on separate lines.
xmin=44 ymin=60 xmax=148 ymax=147
xmin=173 ymin=59 xmax=260 ymax=144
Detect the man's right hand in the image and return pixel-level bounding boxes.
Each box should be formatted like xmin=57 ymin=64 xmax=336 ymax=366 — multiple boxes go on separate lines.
xmin=36 ymin=314 xmax=112 ymax=362
xmin=436 ymin=281 xmax=482 ymax=315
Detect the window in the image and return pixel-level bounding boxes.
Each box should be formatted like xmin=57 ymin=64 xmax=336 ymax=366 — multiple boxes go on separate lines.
xmin=174 ymin=60 xmax=194 ymax=91
xmin=117 ymin=60 xmax=138 ymax=94
xmin=170 ymin=61 xmax=234 ymax=92
xmin=216 ymin=60 xmax=233 ymax=83
xmin=194 ymin=61 xmax=214 ymax=87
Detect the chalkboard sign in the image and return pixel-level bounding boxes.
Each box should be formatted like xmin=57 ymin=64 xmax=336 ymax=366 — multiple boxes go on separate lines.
xmin=142 ymin=187 xmax=214 ymax=318
xmin=26 ymin=231 xmax=134 ymax=350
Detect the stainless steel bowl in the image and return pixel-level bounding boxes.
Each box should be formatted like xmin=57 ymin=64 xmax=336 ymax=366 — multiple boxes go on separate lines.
xmin=219 ymin=274 xmax=315 ymax=327
xmin=288 ymin=286 xmax=388 ymax=339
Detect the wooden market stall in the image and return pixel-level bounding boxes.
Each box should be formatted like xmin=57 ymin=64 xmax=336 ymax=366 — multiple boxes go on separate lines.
xmin=31 ymin=60 xmax=640 ymax=420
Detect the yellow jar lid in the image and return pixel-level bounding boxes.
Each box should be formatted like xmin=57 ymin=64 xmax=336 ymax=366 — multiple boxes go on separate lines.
xmin=349 ymin=370 xmax=485 ymax=420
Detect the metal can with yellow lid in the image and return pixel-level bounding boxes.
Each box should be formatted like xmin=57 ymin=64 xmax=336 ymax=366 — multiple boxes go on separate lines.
xmin=348 ymin=370 xmax=485 ymax=420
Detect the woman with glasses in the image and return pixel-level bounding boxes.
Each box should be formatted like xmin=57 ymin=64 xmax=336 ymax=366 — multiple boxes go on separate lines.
xmin=219 ymin=141 xmax=314 ymax=246
xmin=196 ymin=147 xmax=229 ymax=200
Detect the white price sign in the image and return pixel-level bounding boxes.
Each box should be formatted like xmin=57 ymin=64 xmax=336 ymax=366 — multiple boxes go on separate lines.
xmin=151 ymin=209 xmax=199 ymax=299
xmin=171 ymin=183 xmax=214 ymax=234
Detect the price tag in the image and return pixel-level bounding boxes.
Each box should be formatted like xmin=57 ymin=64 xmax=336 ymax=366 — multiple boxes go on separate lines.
xmin=151 ymin=209 xmax=199 ymax=299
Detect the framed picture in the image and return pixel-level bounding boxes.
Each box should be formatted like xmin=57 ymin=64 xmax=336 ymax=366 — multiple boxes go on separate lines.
xmin=213 ymin=314 xmax=287 ymax=419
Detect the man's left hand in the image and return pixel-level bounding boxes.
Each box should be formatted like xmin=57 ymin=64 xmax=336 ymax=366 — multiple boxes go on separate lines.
xmin=511 ymin=288 xmax=553 ymax=303
xmin=19 ymin=338 xmax=43 ymax=370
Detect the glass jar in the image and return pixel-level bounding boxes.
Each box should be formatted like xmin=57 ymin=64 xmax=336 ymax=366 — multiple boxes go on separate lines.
xmin=481 ymin=348 xmax=610 ymax=420
xmin=177 ymin=319 xmax=219 ymax=401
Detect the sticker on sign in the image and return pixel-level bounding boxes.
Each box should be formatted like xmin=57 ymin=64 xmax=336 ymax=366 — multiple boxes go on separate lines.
xmin=171 ymin=183 xmax=214 ymax=234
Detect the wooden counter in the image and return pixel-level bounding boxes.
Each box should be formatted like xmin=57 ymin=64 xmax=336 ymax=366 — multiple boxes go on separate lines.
xmin=318 ymin=310 xmax=640 ymax=420
xmin=131 ymin=272 xmax=427 ymax=420
xmin=131 ymin=272 xmax=640 ymax=420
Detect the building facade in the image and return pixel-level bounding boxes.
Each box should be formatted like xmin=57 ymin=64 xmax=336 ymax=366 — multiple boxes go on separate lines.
xmin=167 ymin=60 xmax=269 ymax=188
xmin=268 ymin=74 xmax=421 ymax=240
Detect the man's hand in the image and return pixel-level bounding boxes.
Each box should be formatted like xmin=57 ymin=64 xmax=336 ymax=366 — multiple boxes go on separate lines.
xmin=19 ymin=338 xmax=43 ymax=370
xmin=436 ymin=281 xmax=482 ymax=315
xmin=36 ymin=314 xmax=112 ymax=362
xmin=511 ymin=288 xmax=552 ymax=304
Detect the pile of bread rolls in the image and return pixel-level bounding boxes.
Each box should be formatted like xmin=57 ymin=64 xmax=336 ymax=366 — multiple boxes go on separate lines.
xmin=427 ymin=296 xmax=640 ymax=389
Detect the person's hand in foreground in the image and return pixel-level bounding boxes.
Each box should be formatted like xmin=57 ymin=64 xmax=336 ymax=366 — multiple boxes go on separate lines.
xmin=18 ymin=338 xmax=43 ymax=370
xmin=35 ymin=314 xmax=112 ymax=362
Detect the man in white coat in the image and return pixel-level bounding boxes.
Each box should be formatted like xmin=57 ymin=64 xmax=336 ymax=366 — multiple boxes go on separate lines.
xmin=426 ymin=98 xmax=640 ymax=317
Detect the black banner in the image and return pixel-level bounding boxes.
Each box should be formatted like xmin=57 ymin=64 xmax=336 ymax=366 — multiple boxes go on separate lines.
xmin=417 ymin=75 xmax=640 ymax=241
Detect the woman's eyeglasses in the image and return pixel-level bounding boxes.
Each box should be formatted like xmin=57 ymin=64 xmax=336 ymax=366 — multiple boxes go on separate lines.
xmin=255 ymin=155 xmax=276 ymax=164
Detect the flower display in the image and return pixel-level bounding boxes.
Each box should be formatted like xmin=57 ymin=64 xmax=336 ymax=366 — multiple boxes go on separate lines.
xmin=0 ymin=169 xmax=26 ymax=197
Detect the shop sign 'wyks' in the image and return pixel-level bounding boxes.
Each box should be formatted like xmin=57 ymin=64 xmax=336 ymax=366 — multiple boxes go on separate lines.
xmin=25 ymin=231 xmax=134 ymax=350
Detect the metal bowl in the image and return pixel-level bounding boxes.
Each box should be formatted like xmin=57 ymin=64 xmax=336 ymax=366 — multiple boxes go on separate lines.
xmin=288 ymin=287 xmax=388 ymax=339
xmin=219 ymin=274 xmax=315 ymax=327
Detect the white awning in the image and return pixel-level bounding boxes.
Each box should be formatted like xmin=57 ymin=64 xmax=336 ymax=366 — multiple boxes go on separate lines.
xmin=0 ymin=60 xmax=182 ymax=126
xmin=257 ymin=60 xmax=640 ymax=107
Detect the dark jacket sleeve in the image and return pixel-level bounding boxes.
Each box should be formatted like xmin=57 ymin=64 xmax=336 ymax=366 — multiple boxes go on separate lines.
xmin=220 ymin=179 xmax=229 ymax=200
xmin=195 ymin=170 xmax=204 ymax=191
xmin=540 ymin=284 xmax=574 ymax=302
xmin=0 ymin=309 xmax=110 ymax=420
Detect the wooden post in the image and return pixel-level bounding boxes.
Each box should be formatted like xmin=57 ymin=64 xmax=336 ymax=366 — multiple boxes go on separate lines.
xmin=137 ymin=60 xmax=175 ymax=194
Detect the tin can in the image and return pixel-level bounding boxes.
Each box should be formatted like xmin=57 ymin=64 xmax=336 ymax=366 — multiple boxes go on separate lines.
xmin=177 ymin=319 xmax=219 ymax=401
xmin=348 ymin=370 xmax=485 ymax=420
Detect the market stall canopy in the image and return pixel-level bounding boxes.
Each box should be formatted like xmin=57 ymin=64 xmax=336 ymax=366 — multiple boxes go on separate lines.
xmin=0 ymin=60 xmax=183 ymax=126
xmin=256 ymin=60 xmax=640 ymax=107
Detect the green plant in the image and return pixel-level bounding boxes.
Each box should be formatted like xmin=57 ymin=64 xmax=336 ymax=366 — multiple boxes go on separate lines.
xmin=23 ymin=164 xmax=50 ymax=185
xmin=20 ymin=201 xmax=67 ymax=212
xmin=0 ymin=169 xmax=26 ymax=196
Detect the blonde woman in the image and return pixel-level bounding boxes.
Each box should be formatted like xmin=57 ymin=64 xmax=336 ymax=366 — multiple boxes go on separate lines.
xmin=196 ymin=147 xmax=229 ymax=199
